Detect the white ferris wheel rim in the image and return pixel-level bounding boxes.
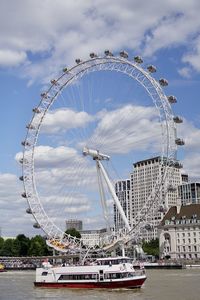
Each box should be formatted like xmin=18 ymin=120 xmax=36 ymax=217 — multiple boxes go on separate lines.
xmin=21 ymin=53 xmax=177 ymax=252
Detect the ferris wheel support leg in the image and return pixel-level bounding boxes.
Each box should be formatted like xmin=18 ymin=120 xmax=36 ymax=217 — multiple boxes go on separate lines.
xmin=52 ymin=249 xmax=56 ymax=265
xmin=96 ymin=161 xmax=111 ymax=234
xmin=97 ymin=160 xmax=131 ymax=232
xmin=121 ymin=244 xmax=125 ymax=257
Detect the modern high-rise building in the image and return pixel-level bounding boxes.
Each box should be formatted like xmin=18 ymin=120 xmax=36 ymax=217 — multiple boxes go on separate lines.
xmin=114 ymin=179 xmax=131 ymax=230
xmin=130 ymin=156 xmax=182 ymax=241
xmin=178 ymin=182 xmax=200 ymax=205
xmin=65 ymin=219 xmax=83 ymax=231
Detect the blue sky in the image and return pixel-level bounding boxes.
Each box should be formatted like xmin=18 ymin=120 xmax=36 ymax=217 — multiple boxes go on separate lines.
xmin=0 ymin=0 xmax=200 ymax=237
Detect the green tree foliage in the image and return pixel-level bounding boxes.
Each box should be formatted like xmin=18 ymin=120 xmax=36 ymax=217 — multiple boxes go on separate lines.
xmin=12 ymin=239 xmax=21 ymax=256
xmin=65 ymin=228 xmax=81 ymax=239
xmin=0 ymin=237 xmax=4 ymax=252
xmin=0 ymin=235 xmax=52 ymax=257
xmin=16 ymin=234 xmax=30 ymax=256
xmin=142 ymin=238 xmax=159 ymax=258
xmin=28 ymin=235 xmax=51 ymax=256
xmin=0 ymin=238 xmax=15 ymax=256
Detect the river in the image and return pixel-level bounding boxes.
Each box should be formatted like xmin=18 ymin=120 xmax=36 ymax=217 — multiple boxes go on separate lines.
xmin=0 ymin=268 xmax=200 ymax=300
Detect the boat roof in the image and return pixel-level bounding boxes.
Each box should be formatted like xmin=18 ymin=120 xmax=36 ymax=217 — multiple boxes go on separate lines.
xmin=96 ymin=257 xmax=131 ymax=261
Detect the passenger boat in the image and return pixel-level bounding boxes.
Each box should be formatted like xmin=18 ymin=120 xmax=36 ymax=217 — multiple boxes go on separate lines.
xmin=34 ymin=257 xmax=146 ymax=289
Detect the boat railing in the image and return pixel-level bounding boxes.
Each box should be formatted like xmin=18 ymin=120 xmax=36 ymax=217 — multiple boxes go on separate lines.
xmin=135 ymin=269 xmax=146 ymax=276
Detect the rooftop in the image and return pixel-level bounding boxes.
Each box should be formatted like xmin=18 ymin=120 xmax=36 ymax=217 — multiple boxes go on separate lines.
xmin=161 ymin=204 xmax=200 ymax=226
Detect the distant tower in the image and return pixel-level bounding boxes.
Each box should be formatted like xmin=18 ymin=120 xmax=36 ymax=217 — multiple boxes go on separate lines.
xmin=65 ymin=219 xmax=83 ymax=231
xmin=114 ymin=179 xmax=131 ymax=230
xmin=130 ymin=156 xmax=182 ymax=241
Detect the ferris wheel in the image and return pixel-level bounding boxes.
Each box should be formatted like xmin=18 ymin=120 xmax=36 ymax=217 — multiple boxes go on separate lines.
xmin=19 ymin=50 xmax=184 ymax=254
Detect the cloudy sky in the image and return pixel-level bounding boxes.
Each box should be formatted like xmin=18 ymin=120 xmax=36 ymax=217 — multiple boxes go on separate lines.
xmin=0 ymin=0 xmax=200 ymax=237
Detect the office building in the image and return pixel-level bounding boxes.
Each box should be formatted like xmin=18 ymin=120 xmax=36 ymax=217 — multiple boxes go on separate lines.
xmin=178 ymin=182 xmax=200 ymax=205
xmin=114 ymin=179 xmax=131 ymax=230
xmin=130 ymin=157 xmax=182 ymax=241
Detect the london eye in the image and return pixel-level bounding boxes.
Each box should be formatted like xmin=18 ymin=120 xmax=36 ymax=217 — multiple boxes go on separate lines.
xmin=19 ymin=50 xmax=184 ymax=255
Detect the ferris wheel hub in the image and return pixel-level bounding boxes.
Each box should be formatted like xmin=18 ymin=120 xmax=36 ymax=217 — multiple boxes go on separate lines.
xmin=82 ymin=147 xmax=110 ymax=161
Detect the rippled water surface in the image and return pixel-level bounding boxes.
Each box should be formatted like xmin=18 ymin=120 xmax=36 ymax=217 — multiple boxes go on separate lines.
xmin=0 ymin=269 xmax=200 ymax=300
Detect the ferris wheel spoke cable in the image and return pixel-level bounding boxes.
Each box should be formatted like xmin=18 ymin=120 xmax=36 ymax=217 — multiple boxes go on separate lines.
xmin=44 ymin=97 xmax=109 ymax=219
xmin=46 ymin=160 xmax=93 ymax=219
xmin=89 ymin=104 xmax=161 ymax=154
xmin=58 ymin=91 xmax=89 ymax=145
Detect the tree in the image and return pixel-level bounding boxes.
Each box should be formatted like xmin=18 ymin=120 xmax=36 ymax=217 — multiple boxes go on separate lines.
xmin=65 ymin=228 xmax=81 ymax=239
xmin=15 ymin=234 xmax=30 ymax=256
xmin=0 ymin=238 xmax=14 ymax=256
xmin=0 ymin=237 xmax=4 ymax=252
xmin=142 ymin=238 xmax=159 ymax=258
xmin=12 ymin=239 xmax=21 ymax=256
xmin=28 ymin=240 xmax=43 ymax=256
xmin=28 ymin=235 xmax=50 ymax=256
xmin=0 ymin=234 xmax=53 ymax=257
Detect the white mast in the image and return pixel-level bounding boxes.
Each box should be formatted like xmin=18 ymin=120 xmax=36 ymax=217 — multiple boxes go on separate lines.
xmin=83 ymin=147 xmax=131 ymax=232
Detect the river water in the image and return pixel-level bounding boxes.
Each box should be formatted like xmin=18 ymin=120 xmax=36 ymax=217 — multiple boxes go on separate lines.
xmin=0 ymin=268 xmax=200 ymax=300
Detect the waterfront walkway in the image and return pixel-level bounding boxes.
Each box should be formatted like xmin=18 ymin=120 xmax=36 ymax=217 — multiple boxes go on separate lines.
xmin=0 ymin=254 xmax=79 ymax=270
xmin=1 ymin=256 xmax=199 ymax=270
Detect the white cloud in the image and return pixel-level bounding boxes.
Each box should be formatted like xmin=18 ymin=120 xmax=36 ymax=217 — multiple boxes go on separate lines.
xmin=183 ymin=153 xmax=200 ymax=180
xmin=1 ymin=1 xmax=200 ymax=78
xmin=31 ymin=145 xmax=81 ymax=168
xmin=41 ymin=194 xmax=90 ymax=206
xmin=41 ymin=108 xmax=93 ymax=134
xmin=0 ymin=49 xmax=27 ymax=67
xmin=178 ymin=67 xmax=192 ymax=78
xmin=64 ymin=205 xmax=91 ymax=214
xmin=143 ymin=5 xmax=200 ymax=56
xmin=177 ymin=119 xmax=200 ymax=179
xmin=182 ymin=35 xmax=200 ymax=72
xmin=86 ymin=104 xmax=161 ymax=154
xmin=0 ymin=173 xmax=21 ymax=203
xmin=0 ymin=172 xmax=35 ymax=237
xmin=179 ymin=119 xmax=200 ymax=152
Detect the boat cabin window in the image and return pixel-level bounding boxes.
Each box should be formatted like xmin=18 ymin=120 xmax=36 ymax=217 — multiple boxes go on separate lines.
xmin=41 ymin=271 xmax=48 ymax=276
xmin=104 ymin=272 xmax=136 ymax=279
xmin=58 ymin=274 xmax=97 ymax=281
